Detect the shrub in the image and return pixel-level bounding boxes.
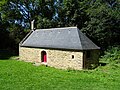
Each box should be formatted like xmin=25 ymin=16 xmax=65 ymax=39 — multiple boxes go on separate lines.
xmin=100 ymin=46 xmax=120 ymax=63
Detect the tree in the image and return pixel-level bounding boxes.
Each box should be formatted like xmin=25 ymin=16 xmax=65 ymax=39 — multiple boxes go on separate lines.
xmin=82 ymin=0 xmax=120 ymax=49
xmin=0 ymin=0 xmax=57 ymax=51
xmin=0 ymin=12 xmax=10 ymax=49
xmin=56 ymin=0 xmax=89 ymax=28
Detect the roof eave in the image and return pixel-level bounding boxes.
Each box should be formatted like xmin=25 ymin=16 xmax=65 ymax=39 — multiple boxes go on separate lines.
xmin=19 ymin=30 xmax=34 ymax=46
xmin=20 ymin=45 xmax=100 ymax=51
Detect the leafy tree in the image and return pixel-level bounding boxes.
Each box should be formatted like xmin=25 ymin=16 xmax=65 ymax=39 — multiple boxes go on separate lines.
xmin=0 ymin=13 xmax=10 ymax=49
xmin=82 ymin=0 xmax=120 ymax=49
xmin=56 ymin=0 xmax=89 ymax=28
xmin=0 ymin=0 xmax=57 ymax=51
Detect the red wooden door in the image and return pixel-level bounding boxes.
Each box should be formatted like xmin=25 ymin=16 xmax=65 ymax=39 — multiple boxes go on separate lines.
xmin=41 ymin=51 xmax=47 ymax=63
xmin=43 ymin=54 xmax=47 ymax=62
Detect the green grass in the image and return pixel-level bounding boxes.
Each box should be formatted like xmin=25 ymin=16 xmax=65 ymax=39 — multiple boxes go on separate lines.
xmin=0 ymin=59 xmax=120 ymax=90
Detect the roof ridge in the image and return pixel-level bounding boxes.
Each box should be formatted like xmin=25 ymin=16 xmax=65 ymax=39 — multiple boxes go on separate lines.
xmin=78 ymin=29 xmax=100 ymax=50
xmin=77 ymin=28 xmax=83 ymax=50
xmin=36 ymin=27 xmax=77 ymax=31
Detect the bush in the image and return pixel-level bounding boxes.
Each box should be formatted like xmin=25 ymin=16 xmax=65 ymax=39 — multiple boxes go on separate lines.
xmin=100 ymin=46 xmax=120 ymax=63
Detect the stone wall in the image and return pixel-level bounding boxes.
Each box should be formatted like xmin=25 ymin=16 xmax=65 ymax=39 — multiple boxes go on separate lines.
xmin=19 ymin=47 xmax=84 ymax=70
xmin=19 ymin=47 xmax=40 ymax=62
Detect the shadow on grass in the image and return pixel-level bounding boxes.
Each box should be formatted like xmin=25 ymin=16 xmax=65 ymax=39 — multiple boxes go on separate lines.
xmin=99 ymin=62 xmax=107 ymax=66
xmin=0 ymin=50 xmax=17 ymax=60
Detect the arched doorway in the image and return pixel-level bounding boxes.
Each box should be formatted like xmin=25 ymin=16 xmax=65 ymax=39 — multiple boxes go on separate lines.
xmin=41 ymin=51 xmax=47 ymax=63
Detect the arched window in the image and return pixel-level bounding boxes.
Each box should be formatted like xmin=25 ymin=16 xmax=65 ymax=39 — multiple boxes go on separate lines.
xmin=41 ymin=51 xmax=47 ymax=63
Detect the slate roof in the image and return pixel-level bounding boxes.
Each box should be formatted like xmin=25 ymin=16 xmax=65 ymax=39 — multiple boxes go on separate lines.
xmin=20 ymin=27 xmax=100 ymax=50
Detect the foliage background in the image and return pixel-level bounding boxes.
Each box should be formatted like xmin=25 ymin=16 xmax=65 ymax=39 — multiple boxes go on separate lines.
xmin=0 ymin=0 xmax=120 ymax=52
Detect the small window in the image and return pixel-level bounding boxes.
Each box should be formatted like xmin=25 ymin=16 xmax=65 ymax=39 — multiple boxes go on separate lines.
xmin=72 ymin=55 xmax=74 ymax=59
xmin=86 ymin=51 xmax=90 ymax=58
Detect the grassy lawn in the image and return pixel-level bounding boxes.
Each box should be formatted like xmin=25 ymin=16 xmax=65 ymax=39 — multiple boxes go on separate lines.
xmin=0 ymin=58 xmax=120 ymax=90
